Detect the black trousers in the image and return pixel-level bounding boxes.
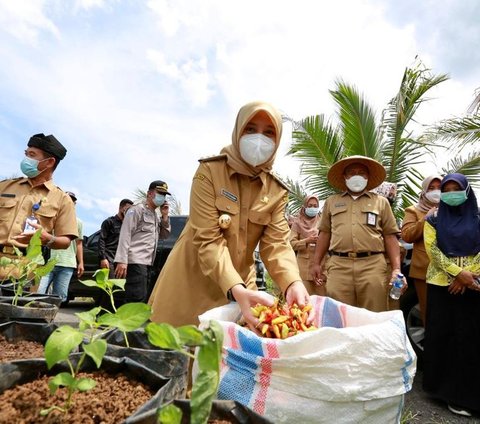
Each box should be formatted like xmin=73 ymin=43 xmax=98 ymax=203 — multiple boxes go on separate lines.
xmin=123 ymin=263 xmax=152 ymax=304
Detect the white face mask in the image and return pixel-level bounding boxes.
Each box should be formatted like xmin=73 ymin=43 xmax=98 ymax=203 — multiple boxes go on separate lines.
xmin=425 ymin=189 xmax=441 ymax=204
xmin=239 ymin=133 xmax=276 ymax=167
xmin=345 ymin=175 xmax=368 ymax=193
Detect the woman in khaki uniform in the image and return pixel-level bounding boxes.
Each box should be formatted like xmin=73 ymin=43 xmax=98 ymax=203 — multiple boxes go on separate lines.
xmin=149 ymin=101 xmax=309 ymax=328
xmin=401 ymin=175 xmax=441 ymax=324
xmin=289 ymin=195 xmax=326 ymax=296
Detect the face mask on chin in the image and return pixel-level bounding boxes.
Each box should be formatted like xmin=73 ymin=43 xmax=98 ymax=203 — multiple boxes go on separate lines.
xmin=345 ymin=175 xmax=368 ymax=193
xmin=425 ymin=189 xmax=441 ymax=203
xmin=239 ymin=133 xmax=276 ymax=167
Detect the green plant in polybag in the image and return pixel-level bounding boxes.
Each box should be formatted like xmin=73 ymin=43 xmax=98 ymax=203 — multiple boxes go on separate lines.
xmin=145 ymin=320 xmax=223 ymax=424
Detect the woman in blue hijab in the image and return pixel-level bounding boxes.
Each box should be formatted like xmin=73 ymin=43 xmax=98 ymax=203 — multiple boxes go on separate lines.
xmin=422 ymin=173 xmax=480 ymax=417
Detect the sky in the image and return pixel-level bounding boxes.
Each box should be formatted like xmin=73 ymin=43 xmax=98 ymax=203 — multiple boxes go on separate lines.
xmin=0 ymin=0 xmax=479 ymax=236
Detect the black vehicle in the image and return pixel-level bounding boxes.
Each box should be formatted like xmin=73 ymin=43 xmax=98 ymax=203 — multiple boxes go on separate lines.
xmin=398 ymin=241 xmax=424 ymax=363
xmin=68 ymin=215 xmax=267 ymax=303
xmin=67 ymin=215 xmax=189 ymax=303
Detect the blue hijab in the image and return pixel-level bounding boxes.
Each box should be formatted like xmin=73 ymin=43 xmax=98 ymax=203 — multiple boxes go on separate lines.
xmin=427 ymin=173 xmax=480 ymax=257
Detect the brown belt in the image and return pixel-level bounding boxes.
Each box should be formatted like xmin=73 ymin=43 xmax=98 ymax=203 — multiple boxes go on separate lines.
xmin=329 ymin=251 xmax=383 ymax=258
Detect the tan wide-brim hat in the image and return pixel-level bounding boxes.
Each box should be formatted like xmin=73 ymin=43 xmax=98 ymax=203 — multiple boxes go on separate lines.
xmin=327 ymin=155 xmax=386 ymax=192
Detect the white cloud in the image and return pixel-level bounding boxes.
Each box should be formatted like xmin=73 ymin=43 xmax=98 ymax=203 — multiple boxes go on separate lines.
xmin=0 ymin=0 xmax=478 ymax=234
xmin=0 ymin=0 xmax=59 ymax=44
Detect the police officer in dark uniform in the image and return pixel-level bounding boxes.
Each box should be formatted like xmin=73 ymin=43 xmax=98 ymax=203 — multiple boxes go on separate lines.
xmin=0 ymin=134 xmax=78 ymax=279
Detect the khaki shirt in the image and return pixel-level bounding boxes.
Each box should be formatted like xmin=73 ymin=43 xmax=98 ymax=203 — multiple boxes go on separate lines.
xmin=320 ymin=191 xmax=399 ymax=253
xmin=114 ymin=202 xmax=170 ymax=266
xmin=0 ymin=177 xmax=78 ymax=248
xmin=149 ymin=156 xmax=301 ymax=326
xmin=401 ymin=206 xmax=429 ymax=280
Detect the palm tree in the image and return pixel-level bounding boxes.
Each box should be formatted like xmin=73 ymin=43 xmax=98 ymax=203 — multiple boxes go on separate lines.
xmin=287 ymin=59 xmax=450 ymax=217
xmin=421 ymin=88 xmax=480 ymax=187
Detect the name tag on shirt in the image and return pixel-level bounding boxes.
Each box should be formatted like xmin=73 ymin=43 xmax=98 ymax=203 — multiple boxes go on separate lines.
xmin=367 ymin=212 xmax=377 ymax=226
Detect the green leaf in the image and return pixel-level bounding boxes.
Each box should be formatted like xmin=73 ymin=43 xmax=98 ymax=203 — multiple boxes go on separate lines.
xmin=197 ymin=321 xmax=223 ymax=373
xmin=145 ymin=322 xmax=183 ymax=351
xmin=97 ymin=303 xmax=151 ymax=331
xmin=78 ymin=279 xmax=99 ymax=288
xmin=191 ymin=370 xmax=218 ymax=424
xmin=25 ymin=229 xmax=43 ymax=260
xmin=82 ymin=339 xmax=107 ymax=368
xmin=48 ymin=372 xmax=75 ymax=394
xmin=76 ymin=377 xmax=97 ymax=392
xmin=34 ymin=258 xmax=57 ymax=280
xmin=76 ymin=307 xmax=102 ymax=331
xmin=158 ymin=404 xmax=183 ymax=424
xmin=177 ymin=325 xmax=204 ymax=346
xmin=44 ymin=326 xmax=84 ymax=369
xmin=109 ymin=279 xmax=126 ymax=290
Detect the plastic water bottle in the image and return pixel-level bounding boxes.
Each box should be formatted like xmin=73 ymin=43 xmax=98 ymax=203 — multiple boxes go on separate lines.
xmin=389 ymin=273 xmax=405 ymax=300
xmin=24 ymin=204 xmax=40 ymax=234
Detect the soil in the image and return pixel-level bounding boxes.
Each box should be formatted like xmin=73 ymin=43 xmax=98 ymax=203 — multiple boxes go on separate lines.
xmin=0 ymin=371 xmax=154 ymax=424
xmin=0 ymin=335 xmax=44 ymax=362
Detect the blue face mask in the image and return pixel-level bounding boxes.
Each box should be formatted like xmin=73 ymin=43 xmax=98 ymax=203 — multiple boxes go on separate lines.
xmin=153 ymin=193 xmax=166 ymax=207
xmin=305 ymin=207 xmax=320 ymax=217
xmin=20 ymin=156 xmax=41 ymax=177
xmin=440 ymin=190 xmax=468 ymax=206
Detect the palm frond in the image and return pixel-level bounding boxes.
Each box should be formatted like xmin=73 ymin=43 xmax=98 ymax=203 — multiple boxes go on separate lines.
xmin=284 ymin=177 xmax=307 ymax=215
xmin=288 ymin=114 xmax=343 ymax=199
xmin=422 ymin=115 xmax=480 ymax=150
xmin=442 ymin=150 xmax=480 ymax=189
xmin=380 ymin=60 xmax=448 ymax=182
xmin=331 ymin=80 xmax=381 ymax=159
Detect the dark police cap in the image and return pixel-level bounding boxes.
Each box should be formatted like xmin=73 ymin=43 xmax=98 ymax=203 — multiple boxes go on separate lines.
xmin=148 ymin=180 xmax=171 ymax=195
xmin=28 ymin=133 xmax=67 ymax=161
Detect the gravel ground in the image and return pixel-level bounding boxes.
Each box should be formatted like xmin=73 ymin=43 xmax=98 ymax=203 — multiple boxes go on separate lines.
xmin=404 ymin=369 xmax=479 ymax=423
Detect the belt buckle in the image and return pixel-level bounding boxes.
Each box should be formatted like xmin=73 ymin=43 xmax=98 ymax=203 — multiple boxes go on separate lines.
xmin=348 ymin=252 xmax=357 ymax=258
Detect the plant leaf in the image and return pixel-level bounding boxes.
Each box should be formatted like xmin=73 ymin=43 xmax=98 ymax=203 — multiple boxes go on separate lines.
xmin=191 ymin=370 xmax=218 ymax=424
xmin=76 ymin=377 xmax=97 ymax=392
xmin=145 ymin=322 xmax=183 ymax=351
xmin=158 ymin=404 xmax=183 ymax=424
xmin=76 ymin=307 xmax=102 ymax=331
xmin=197 ymin=321 xmax=223 ymax=373
xmin=44 ymin=326 xmax=84 ymax=369
xmin=48 ymin=372 xmax=75 ymax=394
xmin=177 ymin=325 xmax=204 ymax=347
xmin=97 ymin=303 xmax=151 ymax=331
xmin=82 ymin=339 xmax=107 ymax=368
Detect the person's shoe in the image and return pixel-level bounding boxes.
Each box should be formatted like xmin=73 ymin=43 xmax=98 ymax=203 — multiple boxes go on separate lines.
xmin=448 ymin=404 xmax=472 ymax=417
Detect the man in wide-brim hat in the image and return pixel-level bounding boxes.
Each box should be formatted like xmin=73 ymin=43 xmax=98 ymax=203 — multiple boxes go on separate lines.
xmin=310 ymin=155 xmax=407 ymax=312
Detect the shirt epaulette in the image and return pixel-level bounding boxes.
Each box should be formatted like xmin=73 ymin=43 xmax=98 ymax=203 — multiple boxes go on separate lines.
xmin=198 ymin=154 xmax=228 ymax=163
xmin=0 ymin=177 xmax=24 ymax=183
xmin=269 ymin=171 xmax=290 ymax=191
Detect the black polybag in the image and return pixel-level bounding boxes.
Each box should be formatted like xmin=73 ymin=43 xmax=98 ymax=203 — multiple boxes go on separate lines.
xmin=0 ymin=354 xmax=181 ymax=423
xmin=127 ymin=399 xmax=275 ymax=424
xmin=102 ymin=328 xmax=189 ymax=380
xmin=0 ymin=321 xmax=57 ymax=345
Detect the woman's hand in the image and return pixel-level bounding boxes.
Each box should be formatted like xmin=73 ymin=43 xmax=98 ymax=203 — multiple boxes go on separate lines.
xmin=285 ymin=281 xmax=314 ymax=324
xmin=231 ymin=284 xmax=276 ymax=334
xmin=451 ymin=270 xmax=480 ymax=293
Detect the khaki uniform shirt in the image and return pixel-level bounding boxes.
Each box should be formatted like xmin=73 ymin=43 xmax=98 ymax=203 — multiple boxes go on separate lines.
xmin=401 ymin=206 xmax=429 ymax=280
xmin=114 ymin=202 xmax=170 ymax=266
xmin=0 ymin=177 xmax=78 ymax=248
xmin=149 ymin=156 xmax=301 ymax=326
xmin=320 ymin=191 xmax=399 ymax=252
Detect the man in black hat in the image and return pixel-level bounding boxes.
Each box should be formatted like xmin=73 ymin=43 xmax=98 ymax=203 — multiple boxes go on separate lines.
xmin=114 ymin=180 xmax=171 ymax=304
xmin=0 ymin=134 xmax=78 ymax=275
